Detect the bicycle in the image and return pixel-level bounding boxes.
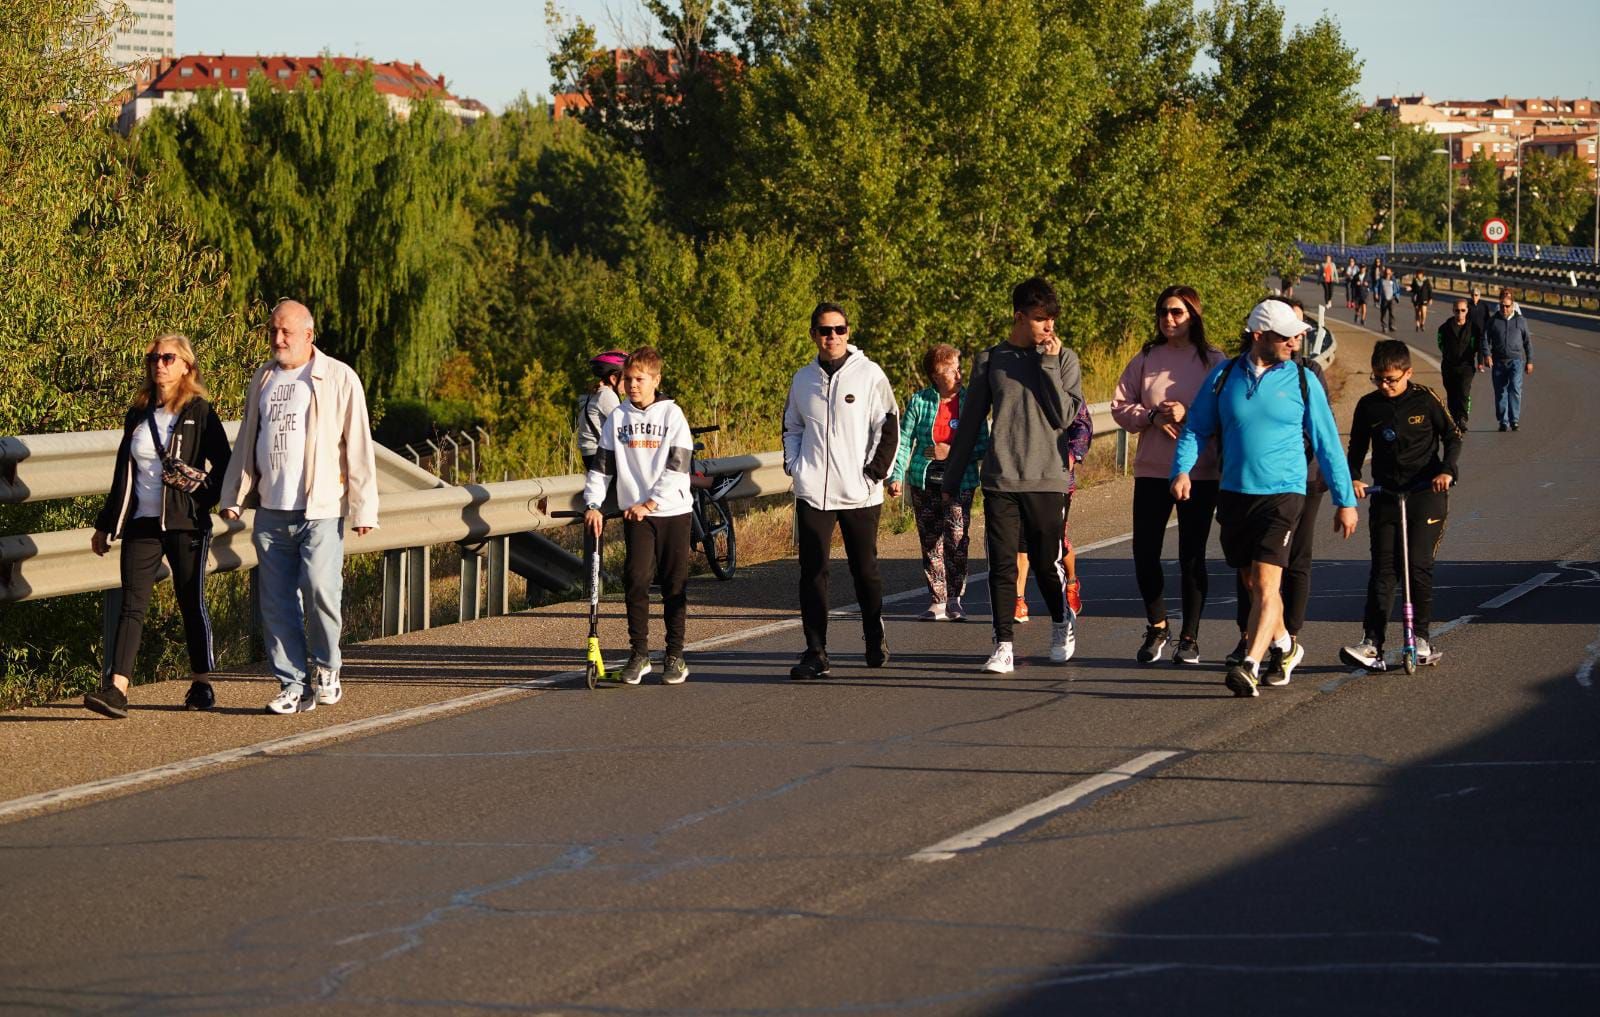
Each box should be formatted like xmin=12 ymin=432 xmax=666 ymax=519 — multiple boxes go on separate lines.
xmin=689 ymin=425 xmax=741 ymax=580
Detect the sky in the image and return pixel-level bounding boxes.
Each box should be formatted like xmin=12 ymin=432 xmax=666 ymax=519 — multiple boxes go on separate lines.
xmin=179 ymin=1 xmax=1600 ymax=114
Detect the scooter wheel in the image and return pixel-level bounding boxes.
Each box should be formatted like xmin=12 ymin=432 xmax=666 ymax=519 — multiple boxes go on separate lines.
xmin=586 ymin=661 xmax=600 ymax=690
xmin=1403 ymin=655 xmax=1417 ymax=676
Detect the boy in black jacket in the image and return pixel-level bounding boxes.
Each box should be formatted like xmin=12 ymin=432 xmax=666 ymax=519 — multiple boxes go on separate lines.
xmin=1340 ymin=341 xmax=1462 ymax=671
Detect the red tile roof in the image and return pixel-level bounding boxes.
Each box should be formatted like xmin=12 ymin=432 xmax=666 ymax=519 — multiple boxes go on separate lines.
xmin=141 ymin=55 xmax=463 ymax=102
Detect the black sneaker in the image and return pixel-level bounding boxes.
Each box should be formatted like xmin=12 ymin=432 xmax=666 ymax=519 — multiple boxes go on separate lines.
xmin=1262 ymin=639 xmax=1304 ymax=687
xmin=1224 ymin=663 xmax=1260 ymax=698
xmin=1136 ymin=625 xmax=1170 ymax=664
xmin=84 ymin=684 xmax=129 ymax=719
xmin=619 ymin=652 xmax=651 ymax=686
xmin=184 ymin=680 xmax=215 ymax=711
xmin=790 ymin=649 xmax=831 ymax=680
xmin=1224 ymin=637 xmax=1248 ymax=668
xmin=660 ymin=654 xmax=689 ymax=685
xmin=1172 ymin=636 xmax=1201 ymax=665
xmin=865 ymin=632 xmax=890 ymax=668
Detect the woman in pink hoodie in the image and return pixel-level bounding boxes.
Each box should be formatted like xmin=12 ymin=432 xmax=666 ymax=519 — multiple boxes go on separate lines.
xmin=1110 ymin=286 xmax=1225 ymax=666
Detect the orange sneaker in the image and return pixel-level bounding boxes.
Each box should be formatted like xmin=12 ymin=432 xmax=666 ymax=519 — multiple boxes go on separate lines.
xmin=1065 ymin=578 xmax=1083 ymax=615
xmin=1013 ymin=597 xmax=1030 ymax=623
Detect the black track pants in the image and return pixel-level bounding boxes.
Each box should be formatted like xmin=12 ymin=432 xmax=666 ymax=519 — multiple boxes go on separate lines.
xmin=1132 ymin=477 xmax=1219 ymax=638
xmin=1362 ymin=489 xmax=1447 ymax=642
xmin=795 ymin=501 xmax=883 ymax=654
xmin=1441 ymin=367 xmax=1474 ymax=428
xmin=623 ymin=513 xmax=692 ymax=656
xmin=984 ymin=490 xmax=1068 ymax=643
xmin=111 ymin=517 xmax=213 ymax=678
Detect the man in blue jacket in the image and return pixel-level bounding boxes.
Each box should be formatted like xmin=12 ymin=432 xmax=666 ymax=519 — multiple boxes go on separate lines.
xmin=1482 ymin=287 xmax=1534 ymax=431
xmin=1172 ymin=299 xmax=1359 ymax=698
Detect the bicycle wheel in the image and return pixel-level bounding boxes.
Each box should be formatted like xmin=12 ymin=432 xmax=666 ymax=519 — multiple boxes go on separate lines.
xmin=702 ymin=497 xmax=737 ymax=580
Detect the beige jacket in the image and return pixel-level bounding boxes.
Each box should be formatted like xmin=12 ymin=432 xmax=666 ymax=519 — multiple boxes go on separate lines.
xmin=219 ymin=349 xmax=380 ymax=528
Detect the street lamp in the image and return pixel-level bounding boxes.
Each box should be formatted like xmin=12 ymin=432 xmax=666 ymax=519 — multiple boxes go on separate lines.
xmin=1514 ymin=134 xmax=1525 ymax=258
xmin=1432 ymin=145 xmax=1452 ymax=253
xmin=1592 ymin=128 xmax=1598 ymax=266
xmin=1376 ymin=152 xmax=1396 ymax=253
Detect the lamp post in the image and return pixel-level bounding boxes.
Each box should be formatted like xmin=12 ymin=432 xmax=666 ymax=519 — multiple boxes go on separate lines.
xmin=1592 ymin=128 xmax=1598 ymax=265
xmin=1514 ymin=134 xmax=1525 ymax=258
xmin=1377 ymin=152 xmax=1396 ymax=253
xmin=1432 ymin=145 xmax=1452 ymax=253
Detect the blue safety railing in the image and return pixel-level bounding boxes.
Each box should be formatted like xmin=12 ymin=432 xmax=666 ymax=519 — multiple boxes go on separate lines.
xmin=1297 ymin=240 xmax=1597 ymax=266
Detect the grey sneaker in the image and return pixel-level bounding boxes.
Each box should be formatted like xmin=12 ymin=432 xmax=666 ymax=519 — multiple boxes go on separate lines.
xmin=1415 ymin=638 xmax=1442 ymax=666
xmin=1339 ymin=637 xmax=1385 ymax=672
xmin=661 ymin=654 xmax=689 ymax=685
xmin=1172 ymin=636 xmax=1201 ymax=665
xmin=1137 ymin=625 xmax=1170 ymax=664
xmin=619 ymin=652 xmax=651 ymax=686
xmin=1224 ymin=663 xmax=1260 ymax=698
xmin=1262 ymin=639 xmax=1304 ymax=687
xmin=312 ymin=664 xmax=342 ymax=706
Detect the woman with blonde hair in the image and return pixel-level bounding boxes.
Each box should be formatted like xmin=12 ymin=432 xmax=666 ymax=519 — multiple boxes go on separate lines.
xmin=84 ymin=334 xmax=231 ymax=718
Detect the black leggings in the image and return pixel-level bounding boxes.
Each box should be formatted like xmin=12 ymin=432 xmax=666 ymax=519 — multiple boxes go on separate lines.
xmin=111 ymin=517 xmax=213 ymax=678
xmin=795 ymin=500 xmax=883 ymax=654
xmin=1131 ymin=476 xmax=1219 ymax=639
xmin=622 ymin=513 xmax=692 ymax=656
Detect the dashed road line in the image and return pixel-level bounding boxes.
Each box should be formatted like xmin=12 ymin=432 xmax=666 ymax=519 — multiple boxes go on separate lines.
xmin=1478 ymin=572 xmax=1558 ymax=609
xmin=908 ymin=750 xmax=1183 ymax=862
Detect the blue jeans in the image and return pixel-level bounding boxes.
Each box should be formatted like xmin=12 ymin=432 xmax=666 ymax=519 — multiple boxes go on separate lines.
xmin=253 ymin=509 xmax=344 ymax=692
xmin=1492 ymin=358 xmax=1525 ymax=426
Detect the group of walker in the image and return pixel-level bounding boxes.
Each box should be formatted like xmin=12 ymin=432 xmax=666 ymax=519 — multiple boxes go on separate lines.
xmin=82 ymin=271 xmax=1497 ymax=717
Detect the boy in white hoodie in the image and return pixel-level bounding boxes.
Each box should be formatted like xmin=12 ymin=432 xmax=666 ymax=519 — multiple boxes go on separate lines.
xmin=584 ymin=347 xmax=696 ymax=685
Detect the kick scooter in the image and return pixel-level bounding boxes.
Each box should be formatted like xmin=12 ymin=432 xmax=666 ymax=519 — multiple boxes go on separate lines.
xmin=551 ymin=509 xmax=620 ymax=689
xmin=1365 ymin=485 xmax=1441 ymax=675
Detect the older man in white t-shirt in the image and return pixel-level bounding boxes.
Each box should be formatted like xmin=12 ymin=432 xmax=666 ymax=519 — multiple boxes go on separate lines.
xmin=220 ymin=300 xmax=379 ymax=714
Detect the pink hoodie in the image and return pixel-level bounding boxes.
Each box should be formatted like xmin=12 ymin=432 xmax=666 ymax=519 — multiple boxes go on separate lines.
xmin=1110 ymin=341 xmax=1224 ymax=480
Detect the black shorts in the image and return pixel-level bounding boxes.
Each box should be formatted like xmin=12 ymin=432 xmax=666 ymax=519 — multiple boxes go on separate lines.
xmin=1216 ymin=491 xmax=1305 ymax=569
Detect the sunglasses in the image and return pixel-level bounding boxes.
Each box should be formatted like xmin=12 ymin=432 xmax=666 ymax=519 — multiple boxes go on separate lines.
xmin=1159 ymin=306 xmax=1187 ymax=318
xmin=1454 ymin=308 xmax=1468 ymax=314
xmin=813 ymin=324 xmax=849 ymax=336
xmin=144 ymin=352 xmax=180 ymax=367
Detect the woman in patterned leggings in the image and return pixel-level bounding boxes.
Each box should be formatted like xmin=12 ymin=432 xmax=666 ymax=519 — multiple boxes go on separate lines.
xmin=888 ymin=344 xmax=988 ymax=621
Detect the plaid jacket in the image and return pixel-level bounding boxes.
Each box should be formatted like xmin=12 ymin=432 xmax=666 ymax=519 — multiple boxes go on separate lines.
xmin=890 ymin=386 xmax=987 ymax=492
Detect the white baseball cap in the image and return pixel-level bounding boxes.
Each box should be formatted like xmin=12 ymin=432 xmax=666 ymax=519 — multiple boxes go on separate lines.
xmin=1246 ymin=300 xmax=1311 ymax=338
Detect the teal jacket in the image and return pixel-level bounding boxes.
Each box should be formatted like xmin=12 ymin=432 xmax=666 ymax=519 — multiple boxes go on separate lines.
xmin=891 ymin=386 xmax=987 ymax=492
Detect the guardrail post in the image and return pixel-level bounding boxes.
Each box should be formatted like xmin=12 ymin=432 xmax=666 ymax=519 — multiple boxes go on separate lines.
xmin=459 ymin=544 xmax=483 ymax=623
xmin=406 ymin=546 xmax=429 ymax=631
xmin=1115 ymin=431 xmax=1130 ymax=475
xmin=486 ymin=537 xmax=508 ymax=617
xmin=381 ymin=549 xmax=407 ymax=637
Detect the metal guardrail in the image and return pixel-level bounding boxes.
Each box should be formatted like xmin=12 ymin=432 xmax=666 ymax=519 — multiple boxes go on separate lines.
xmin=1298 ymin=254 xmax=1599 ymax=314
xmin=1299 ymin=240 xmax=1600 ymax=267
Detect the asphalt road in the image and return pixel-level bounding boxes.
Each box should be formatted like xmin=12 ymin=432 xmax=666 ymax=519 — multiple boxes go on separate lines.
xmin=2 ymin=307 xmax=1597 ymax=1015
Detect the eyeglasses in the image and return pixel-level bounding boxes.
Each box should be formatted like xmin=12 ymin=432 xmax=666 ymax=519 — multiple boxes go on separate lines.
xmin=1454 ymin=307 xmax=1469 ymax=314
xmin=1371 ymin=373 xmax=1408 ymax=387
xmin=1158 ymin=306 xmax=1187 ymax=319
xmin=813 ymin=324 xmax=849 ymax=337
xmin=145 ymin=352 xmax=179 ymax=367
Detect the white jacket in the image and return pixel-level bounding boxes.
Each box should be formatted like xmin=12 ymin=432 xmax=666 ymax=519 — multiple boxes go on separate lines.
xmin=583 ymin=397 xmax=693 ymax=517
xmin=220 ymin=349 xmax=379 ymax=528
xmin=782 ymin=347 xmax=899 ymax=511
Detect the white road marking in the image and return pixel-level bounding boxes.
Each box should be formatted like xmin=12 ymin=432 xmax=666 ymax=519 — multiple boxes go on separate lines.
xmin=1478 ymin=572 xmax=1558 ymax=609
xmin=908 ymin=750 xmax=1182 ymax=862
xmin=1577 ymin=627 xmax=1600 ymax=690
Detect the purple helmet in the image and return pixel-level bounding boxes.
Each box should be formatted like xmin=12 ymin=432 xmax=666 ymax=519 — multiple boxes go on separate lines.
xmin=589 ymin=350 xmax=628 ymax=379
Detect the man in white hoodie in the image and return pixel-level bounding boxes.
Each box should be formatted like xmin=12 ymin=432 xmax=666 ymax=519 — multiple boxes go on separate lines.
xmin=782 ymin=303 xmax=900 ymax=680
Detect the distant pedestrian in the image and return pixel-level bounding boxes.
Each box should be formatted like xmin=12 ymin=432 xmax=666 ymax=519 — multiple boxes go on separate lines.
xmin=1171 ymin=299 xmax=1358 ymax=698
xmin=1343 ymin=257 xmax=1359 ymax=307
xmin=1353 ymin=266 xmax=1369 ymax=325
xmin=84 ymin=334 xmax=232 ymax=719
xmin=1435 ymin=299 xmax=1479 ymax=432
xmin=1465 ymin=286 xmax=1493 ymax=346
xmin=1483 ymin=287 xmax=1533 ymax=431
xmin=1340 ymin=340 xmax=1461 ymax=671
xmin=1111 ymin=285 xmax=1225 ymax=666
xmin=889 ymin=343 xmax=987 ymax=622
xmin=219 ymin=299 xmax=379 ymax=714
xmin=1410 ymin=269 xmax=1434 ymax=331
xmin=1320 ymin=255 xmax=1337 ymax=307
xmin=576 ymin=350 xmax=628 ymax=472
xmin=1377 ymin=267 xmax=1401 ymax=333
xmin=941 ymin=277 xmax=1085 ymax=674
xmin=783 ymin=302 xmax=900 ymax=680
xmin=584 ymin=347 xmax=695 ymax=685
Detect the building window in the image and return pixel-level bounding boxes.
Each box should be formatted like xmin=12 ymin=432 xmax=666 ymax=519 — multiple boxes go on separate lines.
xmin=277 ymin=69 xmax=290 ymax=79
xmin=179 ymin=66 xmax=192 ymax=77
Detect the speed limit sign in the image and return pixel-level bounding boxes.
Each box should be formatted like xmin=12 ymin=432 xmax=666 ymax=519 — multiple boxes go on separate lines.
xmin=1483 ymin=218 xmax=1509 ymax=243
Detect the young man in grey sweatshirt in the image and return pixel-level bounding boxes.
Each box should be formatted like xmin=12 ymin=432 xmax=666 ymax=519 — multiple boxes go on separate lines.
xmin=941 ymin=277 xmax=1085 ymax=673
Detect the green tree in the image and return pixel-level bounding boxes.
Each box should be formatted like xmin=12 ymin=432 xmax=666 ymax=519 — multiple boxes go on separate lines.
xmin=1458 ymin=149 xmax=1503 ymax=240
xmin=1517 ymin=150 xmax=1594 ymax=248
xmin=134 ymin=66 xmax=478 ymax=400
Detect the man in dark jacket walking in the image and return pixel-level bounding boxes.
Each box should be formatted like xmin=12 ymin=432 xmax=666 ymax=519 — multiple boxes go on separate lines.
xmin=1435 ymin=299 xmax=1479 ymax=432
xmin=1482 ymin=288 xmax=1533 ymax=431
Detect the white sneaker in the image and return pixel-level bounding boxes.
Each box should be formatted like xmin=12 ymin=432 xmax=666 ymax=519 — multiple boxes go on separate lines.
xmin=983 ymin=642 xmax=1015 ymax=674
xmin=1049 ymin=613 xmax=1076 ymax=663
xmin=1415 ymin=638 xmax=1442 ymax=666
xmin=920 ymin=602 xmax=949 ymax=622
xmin=312 ymin=665 xmax=342 ymax=705
xmin=266 ymin=686 xmax=315 ymax=715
